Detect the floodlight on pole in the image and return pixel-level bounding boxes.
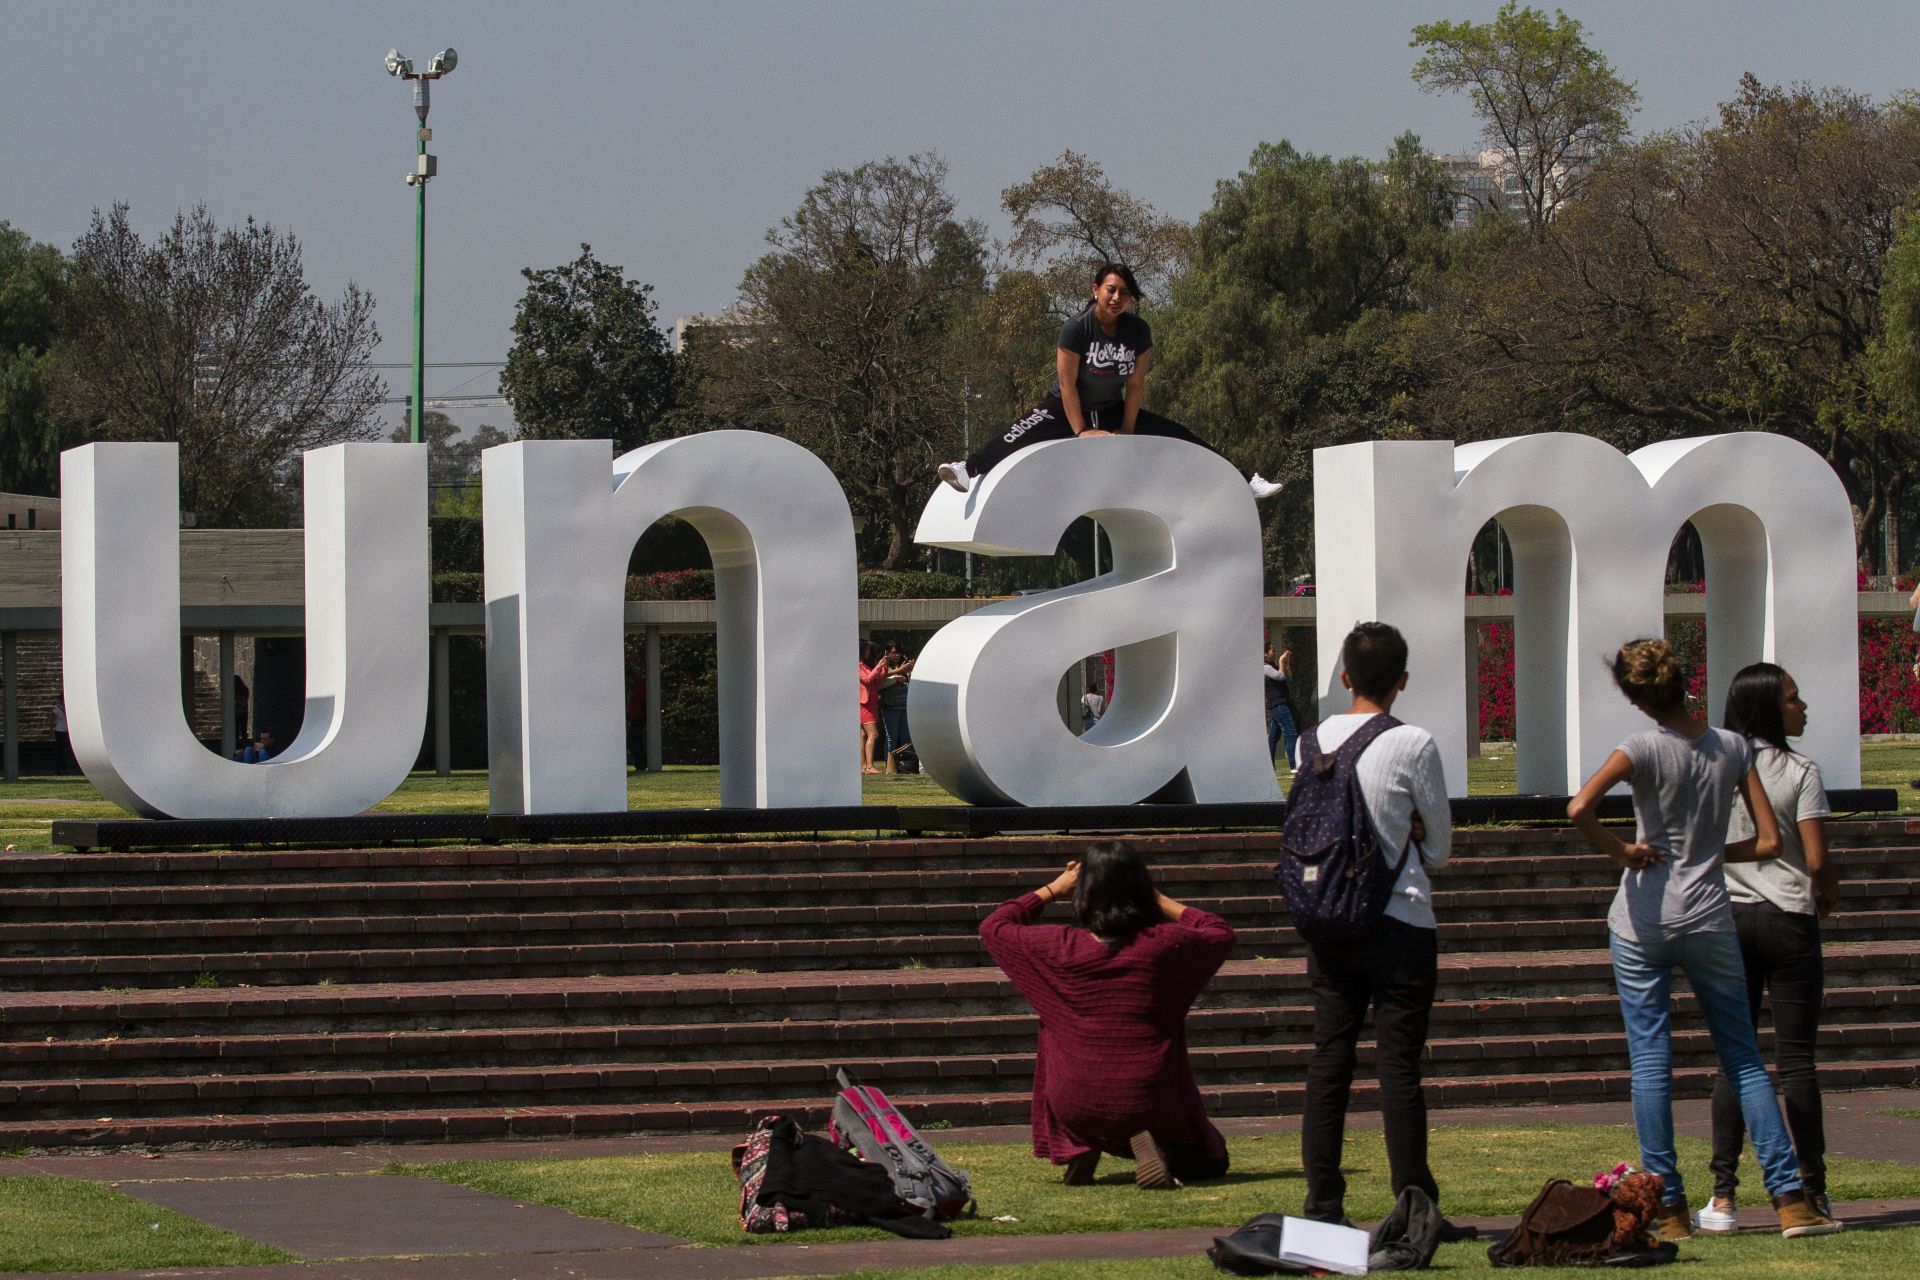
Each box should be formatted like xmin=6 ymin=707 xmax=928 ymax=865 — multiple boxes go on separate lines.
xmin=383 ymin=46 xmax=457 ymax=445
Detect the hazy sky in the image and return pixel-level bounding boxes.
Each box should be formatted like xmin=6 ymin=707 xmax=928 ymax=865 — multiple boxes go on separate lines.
xmin=8 ymin=1 xmax=1919 ymax=435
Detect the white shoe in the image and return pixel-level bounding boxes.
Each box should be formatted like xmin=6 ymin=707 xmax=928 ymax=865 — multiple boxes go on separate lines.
xmin=937 ymin=461 xmax=972 ymax=493
xmin=1248 ymin=473 xmax=1284 ymax=500
xmin=1694 ymin=1197 xmax=1739 ymax=1233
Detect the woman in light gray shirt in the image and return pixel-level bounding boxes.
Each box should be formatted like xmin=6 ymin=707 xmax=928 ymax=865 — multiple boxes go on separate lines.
xmin=1699 ymin=663 xmax=1840 ymax=1232
xmin=1569 ymin=640 xmax=1835 ymax=1239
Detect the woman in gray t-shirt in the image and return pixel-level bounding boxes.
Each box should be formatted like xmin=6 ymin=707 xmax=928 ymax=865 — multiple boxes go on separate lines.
xmin=1701 ymin=663 xmax=1841 ymax=1230
xmin=1568 ymin=640 xmax=1835 ymax=1238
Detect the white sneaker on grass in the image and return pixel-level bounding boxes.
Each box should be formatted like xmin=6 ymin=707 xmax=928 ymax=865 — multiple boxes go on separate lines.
xmin=1248 ymin=473 xmax=1284 ymax=500
xmin=1693 ymin=1196 xmax=1739 ymax=1233
xmin=937 ymin=461 xmax=972 ymax=493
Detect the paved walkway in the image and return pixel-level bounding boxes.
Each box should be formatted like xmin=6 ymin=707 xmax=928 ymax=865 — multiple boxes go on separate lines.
xmin=13 ymin=1090 xmax=1920 ymax=1279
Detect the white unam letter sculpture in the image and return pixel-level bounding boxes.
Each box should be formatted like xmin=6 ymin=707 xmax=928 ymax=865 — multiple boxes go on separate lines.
xmin=61 ymin=442 xmax=430 ymax=818
xmin=912 ymin=436 xmax=1279 ymax=806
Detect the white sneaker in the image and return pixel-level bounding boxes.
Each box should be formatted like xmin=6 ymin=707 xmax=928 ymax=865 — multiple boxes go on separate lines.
xmin=937 ymin=461 xmax=972 ymax=493
xmin=1248 ymin=473 xmax=1284 ymax=500
xmin=1694 ymin=1197 xmax=1739 ymax=1233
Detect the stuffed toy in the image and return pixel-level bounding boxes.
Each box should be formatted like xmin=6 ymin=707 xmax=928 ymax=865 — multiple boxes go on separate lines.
xmin=1606 ymin=1171 xmax=1666 ymax=1250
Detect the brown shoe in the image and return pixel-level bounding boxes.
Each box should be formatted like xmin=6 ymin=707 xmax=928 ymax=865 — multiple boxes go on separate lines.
xmin=1062 ymin=1150 xmax=1100 ymax=1185
xmin=1774 ymin=1190 xmax=1842 ymax=1238
xmin=1653 ymin=1198 xmax=1693 ymax=1241
xmin=1129 ymin=1130 xmax=1181 ymax=1190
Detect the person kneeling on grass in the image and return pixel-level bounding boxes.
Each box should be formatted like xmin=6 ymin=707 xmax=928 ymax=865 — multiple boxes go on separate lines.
xmin=979 ymin=841 xmax=1235 ymax=1189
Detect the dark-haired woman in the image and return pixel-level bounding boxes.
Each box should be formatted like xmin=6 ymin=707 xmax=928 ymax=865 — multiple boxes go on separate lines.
xmin=979 ymin=842 xmax=1235 ymax=1189
xmin=857 ymin=641 xmax=889 ymax=774
xmin=1697 ymin=664 xmax=1842 ymax=1233
xmin=1568 ymin=640 xmax=1836 ymax=1240
xmin=936 ymin=263 xmax=1282 ymax=501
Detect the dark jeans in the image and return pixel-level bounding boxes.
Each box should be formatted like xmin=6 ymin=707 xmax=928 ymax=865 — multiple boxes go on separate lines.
xmin=881 ymin=703 xmax=911 ymax=758
xmin=1709 ymin=901 xmax=1826 ymax=1198
xmin=963 ymin=396 xmax=1223 ymax=479
xmin=1267 ymin=702 xmax=1298 ymax=766
xmin=1300 ymin=916 xmax=1441 ymax=1222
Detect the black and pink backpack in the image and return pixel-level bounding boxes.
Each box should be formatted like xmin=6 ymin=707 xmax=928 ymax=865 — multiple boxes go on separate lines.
xmin=827 ymin=1069 xmax=976 ymax=1221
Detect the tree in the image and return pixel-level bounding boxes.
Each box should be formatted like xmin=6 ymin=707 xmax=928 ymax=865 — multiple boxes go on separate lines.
xmin=1411 ymin=3 xmax=1638 ymax=236
xmin=1425 ymin=78 xmax=1920 ymax=568
xmin=0 ymin=222 xmax=69 ymax=495
xmin=388 ymin=409 xmax=512 ymax=492
xmin=712 ymin=153 xmax=986 ymax=568
xmin=1150 ymin=135 xmax=1455 ymax=586
xmin=499 ymin=246 xmax=681 ymax=453
xmin=52 ymin=204 xmax=382 ymax=526
xmin=1001 ymin=151 xmax=1194 ymax=314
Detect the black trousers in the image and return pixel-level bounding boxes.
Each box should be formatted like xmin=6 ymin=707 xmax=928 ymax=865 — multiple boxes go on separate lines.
xmin=1709 ymin=900 xmax=1826 ymax=1197
xmin=962 ymin=395 xmax=1223 ymax=479
xmin=1300 ymin=916 xmax=1441 ymax=1222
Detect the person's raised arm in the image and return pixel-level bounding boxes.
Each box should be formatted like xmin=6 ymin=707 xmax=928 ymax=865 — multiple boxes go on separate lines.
xmin=1568 ymin=750 xmax=1664 ymax=870
xmin=1056 ymin=348 xmax=1093 ymax=436
xmin=1119 ymin=348 xmax=1151 ymax=435
xmin=1724 ymin=766 xmax=1782 ymax=863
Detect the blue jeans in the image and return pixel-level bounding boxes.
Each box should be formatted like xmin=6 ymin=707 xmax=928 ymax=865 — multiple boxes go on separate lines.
xmin=1609 ymin=927 xmax=1802 ymax=1203
xmin=1267 ymin=703 xmax=1298 ymax=766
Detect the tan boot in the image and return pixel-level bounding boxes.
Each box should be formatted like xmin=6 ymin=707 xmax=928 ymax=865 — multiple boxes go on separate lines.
xmin=1652 ymin=1198 xmax=1693 ymax=1241
xmin=1774 ymin=1190 xmax=1842 ymax=1238
xmin=1129 ymin=1130 xmax=1181 ymax=1190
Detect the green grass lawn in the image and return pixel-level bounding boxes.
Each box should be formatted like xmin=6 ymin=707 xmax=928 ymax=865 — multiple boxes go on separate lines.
xmin=829 ymin=1232 xmax=1920 ymax=1280
xmin=0 ymin=741 xmax=1911 ymax=853
xmin=0 ymin=1176 xmax=294 ymax=1273
xmin=392 ymin=1123 xmax=1920 ymax=1248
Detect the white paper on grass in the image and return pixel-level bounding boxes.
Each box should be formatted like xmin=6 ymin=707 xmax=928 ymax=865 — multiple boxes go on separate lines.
xmin=1313 ymin=431 xmax=1860 ymax=795
xmin=911 ymin=435 xmax=1280 ymax=807
xmin=1278 ymin=1215 xmax=1371 ymax=1275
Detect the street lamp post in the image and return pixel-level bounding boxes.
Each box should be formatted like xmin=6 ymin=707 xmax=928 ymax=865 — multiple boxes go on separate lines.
xmin=384 ymin=46 xmax=458 ymax=445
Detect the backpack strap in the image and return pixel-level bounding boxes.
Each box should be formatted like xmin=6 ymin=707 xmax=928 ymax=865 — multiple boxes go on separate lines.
xmin=1334 ymin=712 xmax=1401 ymax=766
xmin=1335 ymin=714 xmax=1415 ymax=873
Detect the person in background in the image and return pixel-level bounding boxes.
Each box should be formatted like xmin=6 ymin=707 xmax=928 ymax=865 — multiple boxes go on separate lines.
xmin=1696 ymin=663 xmax=1842 ymax=1233
xmin=1263 ymin=643 xmax=1298 ymax=768
xmin=879 ymin=642 xmax=915 ymax=774
xmin=625 ymin=662 xmax=648 ymax=772
xmin=858 ymin=641 xmax=888 ymax=774
xmin=237 ymin=730 xmax=277 ymax=763
xmin=1080 ymin=680 xmax=1105 ymax=732
xmin=1567 ymin=638 xmax=1837 ymax=1240
xmin=50 ymin=699 xmax=70 ymax=775
xmin=980 ymin=842 xmax=1235 ymax=1190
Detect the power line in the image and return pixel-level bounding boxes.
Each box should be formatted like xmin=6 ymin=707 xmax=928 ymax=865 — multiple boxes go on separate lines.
xmin=364 ymin=361 xmax=504 ymax=369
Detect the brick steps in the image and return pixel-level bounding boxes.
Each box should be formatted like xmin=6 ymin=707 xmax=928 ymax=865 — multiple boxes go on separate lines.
xmin=5 ymin=882 xmax=1918 ymax=959
xmin=9 ymin=984 xmax=1918 ymax=1082
xmin=5 ymin=1057 xmax=1917 ymax=1149
xmin=1 ymin=822 xmax=1915 ymax=1148
xmin=12 ymin=1022 xmax=1920 ymax=1120
xmin=3 ymin=910 xmax=1916 ymax=989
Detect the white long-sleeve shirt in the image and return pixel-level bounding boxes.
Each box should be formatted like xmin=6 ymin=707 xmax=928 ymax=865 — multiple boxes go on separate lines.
xmin=1307 ymin=713 xmax=1453 ymax=930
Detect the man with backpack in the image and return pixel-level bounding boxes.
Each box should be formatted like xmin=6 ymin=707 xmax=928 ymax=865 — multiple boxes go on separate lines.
xmin=1279 ymin=621 xmax=1466 ymax=1236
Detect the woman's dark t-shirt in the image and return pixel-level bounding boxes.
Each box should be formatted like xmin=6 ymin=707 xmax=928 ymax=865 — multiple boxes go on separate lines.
xmin=1050 ymin=309 xmax=1152 ymax=410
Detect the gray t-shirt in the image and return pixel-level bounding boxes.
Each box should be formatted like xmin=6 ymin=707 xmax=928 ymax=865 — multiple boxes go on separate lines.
xmin=1049 ymin=308 xmax=1151 ymax=410
xmin=1606 ymin=725 xmax=1753 ymax=942
xmin=1725 ymin=744 xmax=1831 ymax=916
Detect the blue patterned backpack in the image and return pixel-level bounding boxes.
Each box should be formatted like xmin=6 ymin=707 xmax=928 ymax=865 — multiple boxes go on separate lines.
xmin=1274 ymin=714 xmax=1411 ymax=943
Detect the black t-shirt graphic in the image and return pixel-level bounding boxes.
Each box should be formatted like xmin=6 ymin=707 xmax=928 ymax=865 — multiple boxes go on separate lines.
xmin=1049 ymin=308 xmax=1152 ymax=410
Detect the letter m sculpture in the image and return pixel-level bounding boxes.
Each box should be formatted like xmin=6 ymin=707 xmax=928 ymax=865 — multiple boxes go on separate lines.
xmin=1314 ymin=433 xmax=1860 ymax=794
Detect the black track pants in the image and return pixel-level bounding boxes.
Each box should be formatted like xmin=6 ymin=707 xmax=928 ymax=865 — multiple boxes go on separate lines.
xmin=962 ymin=396 xmax=1224 ymax=479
